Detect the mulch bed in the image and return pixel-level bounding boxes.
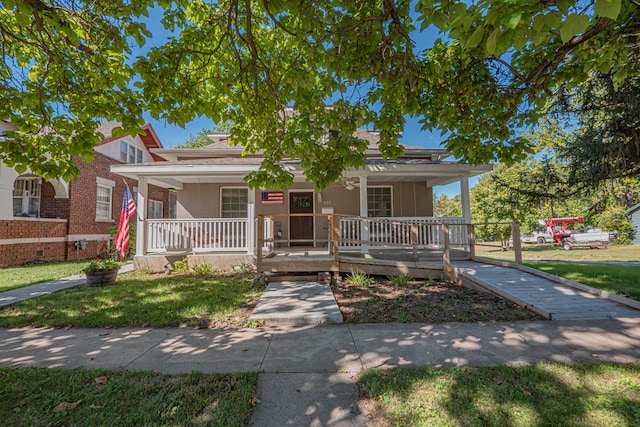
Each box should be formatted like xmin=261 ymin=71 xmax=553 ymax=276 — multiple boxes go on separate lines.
xmin=331 ymin=278 xmax=544 ymax=323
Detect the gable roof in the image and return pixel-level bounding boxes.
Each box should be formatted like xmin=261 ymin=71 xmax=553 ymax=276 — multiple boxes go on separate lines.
xmin=151 ymin=129 xmax=450 ymax=162
xmin=97 ymin=122 xmax=164 ymax=161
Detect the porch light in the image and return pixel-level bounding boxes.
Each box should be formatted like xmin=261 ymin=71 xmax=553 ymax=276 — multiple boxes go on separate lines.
xmin=317 ymin=192 xmax=323 ymax=203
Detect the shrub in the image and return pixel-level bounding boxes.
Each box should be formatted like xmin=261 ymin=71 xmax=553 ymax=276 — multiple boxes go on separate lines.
xmin=192 ymin=263 xmax=213 ymax=275
xmin=231 ymin=263 xmax=255 ymax=272
xmin=173 ymin=258 xmax=190 ymax=274
xmin=82 ymin=258 xmax=120 ymax=274
xmin=346 ymin=271 xmax=376 ymax=287
xmin=388 ymin=273 xmax=413 ymax=287
xmin=594 ymin=205 xmax=635 ymax=245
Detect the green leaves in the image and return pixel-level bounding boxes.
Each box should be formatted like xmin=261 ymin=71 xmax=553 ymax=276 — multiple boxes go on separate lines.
xmin=560 ymin=13 xmax=590 ymax=43
xmin=594 ymin=0 xmax=622 ymax=20
xmin=0 ymin=0 xmax=636 ymax=188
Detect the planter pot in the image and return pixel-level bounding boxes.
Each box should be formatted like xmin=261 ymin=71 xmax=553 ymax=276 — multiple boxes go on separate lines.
xmin=85 ymin=269 xmax=119 ymax=286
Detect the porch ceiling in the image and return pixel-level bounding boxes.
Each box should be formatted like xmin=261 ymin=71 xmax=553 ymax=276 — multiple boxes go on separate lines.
xmin=112 ymin=161 xmax=492 ymax=189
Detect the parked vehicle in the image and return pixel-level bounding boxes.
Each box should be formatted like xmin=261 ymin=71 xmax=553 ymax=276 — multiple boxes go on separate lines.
xmin=543 ymin=217 xmax=611 ymax=250
xmin=521 ymin=228 xmax=554 ymax=244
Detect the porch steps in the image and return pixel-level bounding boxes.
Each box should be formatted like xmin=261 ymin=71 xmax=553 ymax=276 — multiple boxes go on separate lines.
xmin=249 ymin=280 xmax=343 ymax=325
xmin=452 ymin=261 xmax=640 ymax=320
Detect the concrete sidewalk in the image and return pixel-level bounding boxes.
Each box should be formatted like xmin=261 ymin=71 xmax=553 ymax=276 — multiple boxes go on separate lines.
xmin=1 ymin=319 xmax=639 ymax=426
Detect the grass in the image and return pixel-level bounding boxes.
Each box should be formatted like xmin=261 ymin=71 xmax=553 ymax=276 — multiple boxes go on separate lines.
xmin=0 ymin=367 xmax=257 ymax=427
xmin=0 ymin=260 xmax=87 ymax=292
xmin=0 ymin=270 xmax=266 ymax=329
xmin=359 ymin=362 xmax=640 ymax=427
xmin=474 ymin=243 xmax=640 ymax=262
xmin=524 ymin=261 xmax=640 ymax=301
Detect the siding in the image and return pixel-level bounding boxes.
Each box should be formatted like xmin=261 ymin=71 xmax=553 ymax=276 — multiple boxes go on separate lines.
xmin=630 ymin=207 xmax=640 ymax=245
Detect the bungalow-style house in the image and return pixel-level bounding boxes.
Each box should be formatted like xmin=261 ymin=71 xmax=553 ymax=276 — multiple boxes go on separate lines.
xmin=0 ymin=121 xmax=172 ymax=267
xmin=111 ymin=130 xmax=492 ymax=274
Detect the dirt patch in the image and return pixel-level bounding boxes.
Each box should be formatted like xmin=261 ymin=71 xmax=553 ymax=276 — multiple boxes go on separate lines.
xmin=331 ymin=278 xmax=543 ymax=323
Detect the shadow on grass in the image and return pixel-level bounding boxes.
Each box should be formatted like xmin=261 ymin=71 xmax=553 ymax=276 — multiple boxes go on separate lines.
xmin=0 ymin=272 xmax=266 ymax=329
xmin=359 ymin=362 xmax=640 ymax=426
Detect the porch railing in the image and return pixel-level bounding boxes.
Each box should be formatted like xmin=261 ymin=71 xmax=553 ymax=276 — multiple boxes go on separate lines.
xmin=339 ymin=216 xmax=467 ymax=248
xmin=146 ymin=218 xmax=249 ymax=252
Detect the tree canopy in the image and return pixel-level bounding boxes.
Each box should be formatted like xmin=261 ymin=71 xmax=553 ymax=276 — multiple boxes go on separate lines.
xmin=1 ymin=0 xmax=638 ymax=187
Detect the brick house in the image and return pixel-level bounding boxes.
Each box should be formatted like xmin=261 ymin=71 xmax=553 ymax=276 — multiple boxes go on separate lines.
xmin=0 ymin=121 xmax=172 ymax=267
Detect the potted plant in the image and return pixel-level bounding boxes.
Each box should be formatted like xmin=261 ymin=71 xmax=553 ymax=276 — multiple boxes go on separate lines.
xmin=82 ymin=258 xmax=120 ymax=286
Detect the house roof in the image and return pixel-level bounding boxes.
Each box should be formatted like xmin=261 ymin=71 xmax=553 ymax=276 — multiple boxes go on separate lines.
xmin=97 ymin=122 xmax=164 ymax=161
xmin=152 ymin=129 xmax=450 ymax=162
xmin=112 ymin=127 xmax=491 ymax=189
xmin=628 ymin=203 xmax=640 ymax=214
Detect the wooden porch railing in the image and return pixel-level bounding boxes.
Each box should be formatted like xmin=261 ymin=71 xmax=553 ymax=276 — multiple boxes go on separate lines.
xmin=339 ymin=216 xmax=467 ymax=248
xmin=146 ymin=218 xmax=250 ymax=253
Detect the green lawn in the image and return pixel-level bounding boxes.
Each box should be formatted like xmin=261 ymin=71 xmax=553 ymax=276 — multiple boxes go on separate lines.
xmin=475 ymin=243 xmax=640 ymax=263
xmin=359 ymin=362 xmax=640 ymax=427
xmin=524 ymin=261 xmax=640 ymax=301
xmin=0 ymin=261 xmax=87 ymax=292
xmin=0 ymin=270 xmax=265 ymax=329
xmin=0 ymin=367 xmax=257 ymax=427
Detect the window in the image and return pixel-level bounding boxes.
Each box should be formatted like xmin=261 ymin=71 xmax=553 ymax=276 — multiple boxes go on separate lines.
xmin=168 ymin=190 xmax=177 ymax=218
xmin=221 ymin=188 xmax=248 ymax=218
xmin=367 ymin=187 xmax=392 ymax=217
xmin=148 ymin=200 xmax=164 ymax=219
xmin=13 ymin=177 xmax=41 ymax=217
xmin=96 ymin=185 xmax=112 ymax=220
xmin=119 ymin=140 xmax=143 ymax=164
xmin=120 ymin=141 xmax=128 ymax=162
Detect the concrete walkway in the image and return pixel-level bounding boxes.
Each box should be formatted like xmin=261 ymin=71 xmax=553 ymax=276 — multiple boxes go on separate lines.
xmin=0 ymin=319 xmax=639 ymax=425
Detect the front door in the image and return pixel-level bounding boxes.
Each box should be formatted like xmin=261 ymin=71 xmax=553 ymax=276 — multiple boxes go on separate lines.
xmin=289 ymin=192 xmax=314 ymax=246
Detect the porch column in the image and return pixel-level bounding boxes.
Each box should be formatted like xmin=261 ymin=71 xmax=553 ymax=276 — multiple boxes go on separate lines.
xmin=359 ymin=175 xmax=369 ymax=254
xmin=247 ymin=189 xmax=255 ymax=255
xmin=0 ymin=166 xmax=18 ymax=219
xmin=460 ymin=176 xmax=471 ymax=223
xmin=135 ymin=177 xmax=148 ymax=256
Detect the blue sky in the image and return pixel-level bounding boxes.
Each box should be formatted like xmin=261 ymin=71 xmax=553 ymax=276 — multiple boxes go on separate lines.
xmin=139 ymin=7 xmax=474 ymax=197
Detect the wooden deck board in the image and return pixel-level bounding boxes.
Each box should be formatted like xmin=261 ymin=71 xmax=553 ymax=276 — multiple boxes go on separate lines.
xmin=453 ymin=261 xmax=640 ymax=320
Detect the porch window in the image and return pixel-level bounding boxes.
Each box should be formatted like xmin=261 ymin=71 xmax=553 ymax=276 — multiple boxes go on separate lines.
xmin=221 ymin=188 xmax=248 ymax=218
xmin=96 ymin=185 xmax=113 ymax=220
xmin=148 ymin=200 xmax=163 ymax=219
xmin=168 ymin=190 xmax=177 ymax=218
xmin=13 ymin=177 xmax=41 ymax=217
xmin=367 ymin=187 xmax=392 ymax=217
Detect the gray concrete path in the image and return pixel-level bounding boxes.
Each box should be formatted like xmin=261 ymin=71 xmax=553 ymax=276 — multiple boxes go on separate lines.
xmin=0 ymin=320 xmax=639 ymax=426
xmin=250 ymin=280 xmax=343 ymax=325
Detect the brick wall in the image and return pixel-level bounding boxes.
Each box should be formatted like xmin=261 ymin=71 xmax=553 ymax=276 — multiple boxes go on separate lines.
xmin=67 ymin=152 xmax=169 ymax=260
xmin=39 ymin=182 xmax=70 ymax=219
xmin=1 ymin=150 xmax=170 ymax=267
xmin=0 ymin=219 xmax=68 ymax=267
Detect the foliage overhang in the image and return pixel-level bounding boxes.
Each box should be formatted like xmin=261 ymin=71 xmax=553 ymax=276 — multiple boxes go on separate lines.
xmin=0 ymin=0 xmax=637 ymax=188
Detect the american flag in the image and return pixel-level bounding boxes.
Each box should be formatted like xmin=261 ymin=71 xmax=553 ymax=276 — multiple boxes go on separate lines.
xmin=114 ymin=186 xmax=137 ymax=258
xmin=261 ymin=191 xmax=284 ymax=205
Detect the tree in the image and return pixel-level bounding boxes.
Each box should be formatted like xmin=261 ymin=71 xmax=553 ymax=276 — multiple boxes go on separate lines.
xmin=2 ymin=1 xmax=638 ymax=187
xmin=433 ymin=194 xmax=462 ymax=218
xmin=175 ymin=122 xmax=234 ymax=148
xmin=0 ymin=0 xmax=157 ymax=181
xmin=558 ymin=73 xmax=640 ymax=187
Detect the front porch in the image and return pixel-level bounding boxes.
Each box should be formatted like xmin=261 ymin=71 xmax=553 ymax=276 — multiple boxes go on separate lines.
xmin=134 ymin=214 xmax=486 ymax=279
